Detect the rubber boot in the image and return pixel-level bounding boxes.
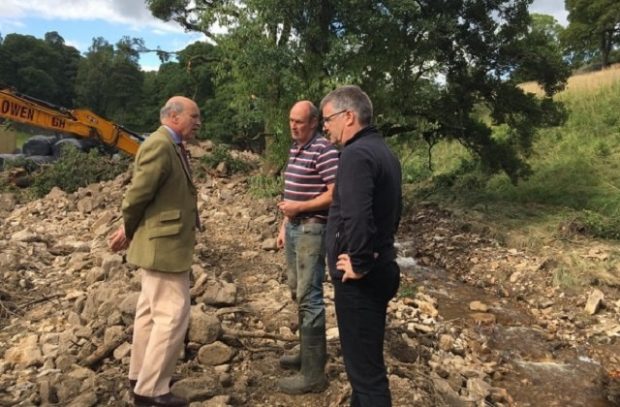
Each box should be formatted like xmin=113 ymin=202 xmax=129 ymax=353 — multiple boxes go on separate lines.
xmin=279 ymin=347 xmax=301 ymax=370
xmin=279 ymin=314 xmax=302 ymax=370
xmin=278 ymin=327 xmax=327 ymax=394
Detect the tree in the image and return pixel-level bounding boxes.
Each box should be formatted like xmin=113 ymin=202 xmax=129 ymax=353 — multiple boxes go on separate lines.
xmin=0 ymin=33 xmax=80 ymax=105
xmin=75 ymin=37 xmax=145 ymax=128
xmin=563 ymin=0 xmax=620 ymax=68
xmin=147 ymin=0 xmax=570 ymax=182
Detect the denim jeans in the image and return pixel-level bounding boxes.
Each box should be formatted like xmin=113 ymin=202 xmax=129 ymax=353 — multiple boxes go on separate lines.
xmin=285 ymin=222 xmax=326 ymax=328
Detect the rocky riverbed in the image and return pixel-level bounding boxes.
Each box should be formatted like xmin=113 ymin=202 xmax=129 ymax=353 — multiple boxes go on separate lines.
xmin=0 ymin=150 xmax=618 ymax=406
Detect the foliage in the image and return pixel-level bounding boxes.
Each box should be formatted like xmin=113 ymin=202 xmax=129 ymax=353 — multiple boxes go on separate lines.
xmin=75 ymin=37 xmax=145 ymax=130
xmin=248 ymin=174 xmax=283 ymax=198
xmin=414 ymin=68 xmax=620 ymax=241
xmin=562 ymin=0 xmax=620 ymax=68
xmin=31 ymin=146 xmax=128 ymax=197
xmin=201 ymin=144 xmax=253 ymax=174
xmin=146 ymin=0 xmax=569 ymax=183
xmin=0 ymin=32 xmax=80 ymax=106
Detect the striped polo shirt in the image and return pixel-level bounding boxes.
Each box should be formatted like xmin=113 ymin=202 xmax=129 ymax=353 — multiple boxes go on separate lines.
xmin=283 ymin=132 xmax=339 ymax=219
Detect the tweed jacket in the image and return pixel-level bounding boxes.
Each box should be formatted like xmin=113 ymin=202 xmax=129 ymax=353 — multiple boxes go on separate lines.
xmin=122 ymin=126 xmax=198 ymax=272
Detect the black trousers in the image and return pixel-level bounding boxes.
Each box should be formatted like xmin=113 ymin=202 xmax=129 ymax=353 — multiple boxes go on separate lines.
xmin=333 ymin=261 xmax=400 ymax=407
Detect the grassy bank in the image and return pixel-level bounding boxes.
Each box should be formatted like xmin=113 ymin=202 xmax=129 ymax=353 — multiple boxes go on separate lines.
xmin=401 ymin=65 xmax=620 ymax=244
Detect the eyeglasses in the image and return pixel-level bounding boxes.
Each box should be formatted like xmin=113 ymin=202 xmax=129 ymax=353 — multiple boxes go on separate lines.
xmin=322 ymin=110 xmax=347 ymax=123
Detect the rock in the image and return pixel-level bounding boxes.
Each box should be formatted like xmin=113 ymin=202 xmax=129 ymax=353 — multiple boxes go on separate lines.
xmin=170 ymin=376 xmax=219 ymax=401
xmin=467 ymin=377 xmax=491 ymax=401
xmin=4 ymin=334 xmax=44 ymax=368
xmin=469 ymin=301 xmax=489 ymax=312
xmin=189 ymin=394 xmax=232 ymax=407
xmin=469 ymin=312 xmax=496 ymax=325
xmin=118 ymin=292 xmax=140 ymax=315
xmin=261 ymin=238 xmax=277 ymax=251
xmin=197 ymin=341 xmax=236 ymax=366
xmin=104 ymin=325 xmax=125 ymax=346
xmin=199 ymin=281 xmax=237 ymax=306
xmin=101 ymin=254 xmax=123 ymax=275
xmin=439 ymin=334 xmax=455 ymax=352
xmin=188 ymin=306 xmax=221 ymax=345
xmin=11 ymin=229 xmax=39 ymax=242
xmin=113 ymin=342 xmax=132 ymax=360
xmin=585 ymin=289 xmax=604 ymax=315
xmin=77 ymin=197 xmax=94 ymax=213
xmin=86 ymin=267 xmax=106 ymax=285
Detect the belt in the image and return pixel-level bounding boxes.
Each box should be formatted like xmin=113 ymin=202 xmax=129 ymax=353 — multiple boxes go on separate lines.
xmin=289 ymin=216 xmax=327 ymax=226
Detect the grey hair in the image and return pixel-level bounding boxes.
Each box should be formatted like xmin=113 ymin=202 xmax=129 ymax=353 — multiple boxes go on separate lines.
xmin=320 ymin=85 xmax=373 ymax=126
xmin=160 ymin=100 xmax=184 ymax=121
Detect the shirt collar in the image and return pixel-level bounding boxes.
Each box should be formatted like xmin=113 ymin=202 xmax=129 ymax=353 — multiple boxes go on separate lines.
xmin=293 ymin=131 xmax=320 ymax=150
xmin=163 ymin=125 xmax=182 ymax=144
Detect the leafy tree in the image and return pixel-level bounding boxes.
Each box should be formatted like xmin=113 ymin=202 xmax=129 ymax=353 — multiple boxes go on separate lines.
xmin=75 ymin=37 xmax=145 ymax=128
xmin=147 ymin=0 xmax=570 ymax=182
xmin=563 ymin=0 xmax=620 ymax=68
xmin=0 ymin=33 xmax=80 ymax=105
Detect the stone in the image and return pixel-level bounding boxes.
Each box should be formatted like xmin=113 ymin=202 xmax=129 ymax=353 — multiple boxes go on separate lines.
xmin=104 ymin=325 xmax=125 ymax=346
xmin=4 ymin=334 xmax=44 ymax=368
xmin=585 ymin=289 xmax=604 ymax=315
xmin=469 ymin=301 xmax=489 ymax=312
xmin=467 ymin=377 xmax=491 ymax=401
xmin=101 ymin=254 xmax=123 ymax=275
xmin=188 ymin=306 xmax=221 ymax=345
xmin=113 ymin=342 xmax=132 ymax=360
xmin=170 ymin=376 xmax=219 ymax=401
xmin=197 ymin=341 xmax=235 ymax=366
xmin=261 ymin=238 xmax=277 ymax=251
xmin=200 ymin=281 xmax=237 ymax=306
xmin=469 ymin=312 xmax=496 ymax=325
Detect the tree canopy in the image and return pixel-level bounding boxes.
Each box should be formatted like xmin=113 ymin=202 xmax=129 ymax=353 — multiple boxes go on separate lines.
xmin=146 ymin=0 xmax=570 ymax=182
xmin=563 ymin=0 xmax=620 ymax=68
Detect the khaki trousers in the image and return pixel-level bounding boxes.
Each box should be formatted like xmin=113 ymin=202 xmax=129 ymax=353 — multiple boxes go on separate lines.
xmin=128 ymin=268 xmax=190 ymax=397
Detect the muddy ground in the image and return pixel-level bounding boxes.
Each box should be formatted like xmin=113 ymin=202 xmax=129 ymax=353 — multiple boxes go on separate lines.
xmin=0 ymin=154 xmax=619 ymax=406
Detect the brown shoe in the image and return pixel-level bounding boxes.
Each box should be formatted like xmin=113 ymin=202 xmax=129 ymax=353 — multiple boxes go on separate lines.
xmin=133 ymin=392 xmax=187 ymax=407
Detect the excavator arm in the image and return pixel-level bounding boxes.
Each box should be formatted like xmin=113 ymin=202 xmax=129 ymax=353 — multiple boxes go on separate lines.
xmin=0 ymin=88 xmax=144 ymax=156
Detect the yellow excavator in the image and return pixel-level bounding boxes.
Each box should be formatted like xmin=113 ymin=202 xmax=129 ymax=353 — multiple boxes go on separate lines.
xmin=0 ymin=88 xmax=144 ymax=156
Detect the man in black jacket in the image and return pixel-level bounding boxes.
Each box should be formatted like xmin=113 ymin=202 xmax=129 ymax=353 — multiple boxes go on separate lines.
xmin=320 ymin=85 xmax=402 ymax=407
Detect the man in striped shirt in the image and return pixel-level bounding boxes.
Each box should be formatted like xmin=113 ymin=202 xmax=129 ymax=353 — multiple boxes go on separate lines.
xmin=276 ymin=100 xmax=339 ymax=394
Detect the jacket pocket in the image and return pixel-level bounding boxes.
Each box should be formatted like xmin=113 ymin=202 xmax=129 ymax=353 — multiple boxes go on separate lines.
xmin=160 ymin=209 xmax=181 ymax=222
xmin=148 ymin=224 xmax=182 ymax=239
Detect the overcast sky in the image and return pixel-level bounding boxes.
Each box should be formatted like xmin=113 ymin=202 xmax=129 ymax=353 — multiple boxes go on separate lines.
xmin=0 ymin=0 xmax=568 ymax=71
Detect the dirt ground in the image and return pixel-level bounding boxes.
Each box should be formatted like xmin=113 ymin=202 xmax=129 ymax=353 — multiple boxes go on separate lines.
xmin=1 ymin=163 xmax=619 ymax=406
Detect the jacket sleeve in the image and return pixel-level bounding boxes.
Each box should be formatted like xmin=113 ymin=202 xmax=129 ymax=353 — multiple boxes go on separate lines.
xmin=338 ymin=148 xmax=376 ymax=275
xmin=122 ymin=138 xmax=171 ymax=239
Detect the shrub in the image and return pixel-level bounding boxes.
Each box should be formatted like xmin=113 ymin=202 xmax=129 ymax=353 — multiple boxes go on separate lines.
xmin=31 ymin=146 xmax=129 ymax=197
xmin=248 ymin=174 xmax=282 ymax=198
xmin=202 ymin=145 xmax=253 ymax=174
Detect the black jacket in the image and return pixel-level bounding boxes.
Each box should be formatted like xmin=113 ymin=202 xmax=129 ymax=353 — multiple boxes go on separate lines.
xmin=326 ymin=125 xmax=402 ymax=280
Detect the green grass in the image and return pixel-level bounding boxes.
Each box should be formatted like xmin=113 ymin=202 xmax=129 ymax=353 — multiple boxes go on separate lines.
xmin=402 ymin=74 xmax=620 ymax=241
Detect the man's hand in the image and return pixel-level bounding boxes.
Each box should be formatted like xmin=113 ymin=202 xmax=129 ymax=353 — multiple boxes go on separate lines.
xmin=337 ymin=253 xmax=364 ymax=282
xmin=278 ymin=200 xmax=303 ymax=218
xmin=108 ymin=225 xmax=130 ymax=252
xmin=276 ymin=223 xmax=286 ymax=249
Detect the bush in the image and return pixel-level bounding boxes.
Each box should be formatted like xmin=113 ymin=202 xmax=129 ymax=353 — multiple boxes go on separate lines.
xmin=31 ymin=146 xmax=129 ymax=197
xmin=248 ymin=174 xmax=282 ymax=198
xmin=201 ymin=145 xmax=253 ymax=174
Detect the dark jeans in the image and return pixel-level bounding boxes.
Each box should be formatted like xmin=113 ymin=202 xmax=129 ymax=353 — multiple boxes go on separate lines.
xmin=333 ymin=261 xmax=400 ymax=407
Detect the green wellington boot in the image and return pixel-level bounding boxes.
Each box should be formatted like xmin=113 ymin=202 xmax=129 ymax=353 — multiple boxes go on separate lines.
xmin=278 ymin=327 xmax=327 ymax=394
